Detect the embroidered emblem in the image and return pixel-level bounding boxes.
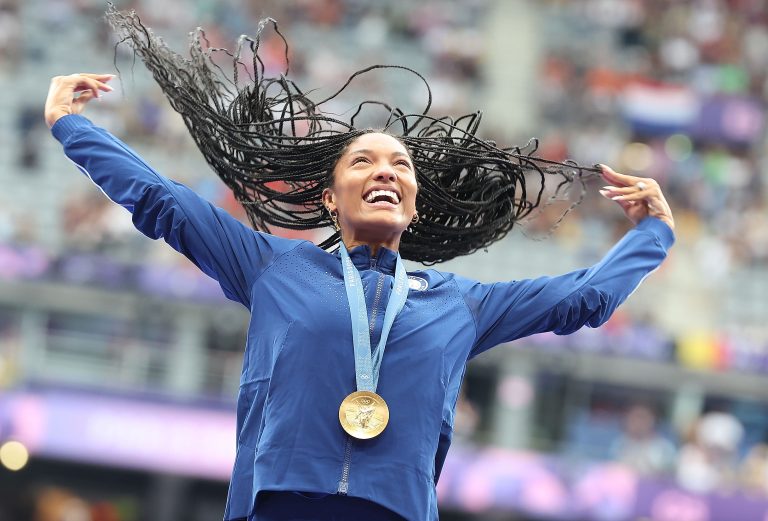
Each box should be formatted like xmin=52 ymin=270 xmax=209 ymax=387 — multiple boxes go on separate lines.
xmin=408 ymin=276 xmax=428 ymax=291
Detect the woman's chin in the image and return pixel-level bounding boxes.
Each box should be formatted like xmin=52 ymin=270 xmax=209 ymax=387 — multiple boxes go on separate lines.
xmin=351 ymin=217 xmax=407 ymax=239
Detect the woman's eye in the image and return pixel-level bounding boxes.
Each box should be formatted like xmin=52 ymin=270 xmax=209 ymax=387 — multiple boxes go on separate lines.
xmin=395 ymin=160 xmax=411 ymax=168
xmin=352 ymin=157 xmax=369 ymax=165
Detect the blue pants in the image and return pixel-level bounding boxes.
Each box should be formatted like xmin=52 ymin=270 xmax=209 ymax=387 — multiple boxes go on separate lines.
xmin=251 ymin=491 xmax=406 ymax=521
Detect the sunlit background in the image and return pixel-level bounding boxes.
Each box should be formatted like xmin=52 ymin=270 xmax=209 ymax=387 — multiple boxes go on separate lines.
xmin=1 ymin=0 xmax=768 ymax=520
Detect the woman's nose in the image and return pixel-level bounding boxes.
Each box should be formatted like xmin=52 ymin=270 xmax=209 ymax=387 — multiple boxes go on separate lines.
xmin=373 ymin=166 xmax=397 ymax=182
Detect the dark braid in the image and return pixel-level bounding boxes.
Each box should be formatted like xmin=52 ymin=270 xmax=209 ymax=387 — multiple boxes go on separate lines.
xmin=105 ymin=5 xmax=600 ymax=265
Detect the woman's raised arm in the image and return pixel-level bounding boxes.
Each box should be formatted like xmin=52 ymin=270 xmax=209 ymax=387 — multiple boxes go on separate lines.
xmin=45 ymin=73 xmax=301 ymax=308
xmin=451 ymin=165 xmax=675 ymax=359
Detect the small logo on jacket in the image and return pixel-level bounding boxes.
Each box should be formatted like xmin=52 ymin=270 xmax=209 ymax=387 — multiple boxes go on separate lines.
xmin=408 ymin=276 xmax=428 ymax=291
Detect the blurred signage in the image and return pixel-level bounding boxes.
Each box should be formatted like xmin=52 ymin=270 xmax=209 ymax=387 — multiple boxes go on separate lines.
xmin=0 ymin=388 xmax=235 ymax=479
xmin=2 ymin=389 xmax=768 ymax=520
xmin=621 ymin=82 xmax=700 ymax=135
xmin=620 ymin=81 xmax=765 ymax=146
xmin=439 ymin=445 xmax=768 ymax=521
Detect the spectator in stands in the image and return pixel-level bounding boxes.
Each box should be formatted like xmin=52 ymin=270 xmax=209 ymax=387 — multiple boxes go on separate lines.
xmin=677 ymin=409 xmax=744 ymax=493
xmin=0 ymin=0 xmax=21 ymax=71
xmin=610 ymin=403 xmax=676 ymax=476
xmin=740 ymin=432 xmax=768 ymax=496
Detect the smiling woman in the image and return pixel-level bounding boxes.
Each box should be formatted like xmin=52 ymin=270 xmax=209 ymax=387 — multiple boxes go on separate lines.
xmin=45 ymin=6 xmax=675 ymax=521
xmin=323 ymin=133 xmax=419 ymax=256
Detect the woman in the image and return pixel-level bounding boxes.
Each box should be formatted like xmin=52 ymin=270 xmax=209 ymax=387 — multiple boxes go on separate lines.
xmin=45 ymin=12 xmax=674 ymax=521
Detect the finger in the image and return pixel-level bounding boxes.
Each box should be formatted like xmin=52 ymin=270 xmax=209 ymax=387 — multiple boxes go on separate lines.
xmin=600 ymin=186 xmax=657 ymax=224
xmin=600 ymin=185 xmax=642 ymax=196
xmin=599 ymin=189 xmax=648 ymax=206
xmin=73 ymin=90 xmax=96 ymax=104
xmin=599 ymin=180 xmax=654 ymax=199
xmin=608 ymin=190 xmax=652 ymax=202
xmin=75 ymin=73 xmax=116 ymax=81
xmin=610 ymin=178 xmax=660 ymax=199
xmin=601 ymin=190 xmax=642 ymax=212
xmin=71 ymin=73 xmax=116 ymax=90
xmin=71 ymin=77 xmax=114 ymax=98
xmin=71 ymin=92 xmax=95 ymax=114
xmin=598 ymin=164 xmax=641 ymax=186
xmin=96 ymin=80 xmax=114 ymax=93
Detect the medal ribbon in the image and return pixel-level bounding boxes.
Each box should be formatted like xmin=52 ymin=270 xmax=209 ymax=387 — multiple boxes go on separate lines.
xmin=339 ymin=243 xmax=408 ymax=392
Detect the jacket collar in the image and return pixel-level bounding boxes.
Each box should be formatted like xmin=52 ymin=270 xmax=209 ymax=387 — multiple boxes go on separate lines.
xmin=335 ymin=244 xmax=399 ymax=274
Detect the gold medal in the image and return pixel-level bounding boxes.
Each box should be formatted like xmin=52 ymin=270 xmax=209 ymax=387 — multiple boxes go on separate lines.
xmin=338 ymin=390 xmax=389 ymax=439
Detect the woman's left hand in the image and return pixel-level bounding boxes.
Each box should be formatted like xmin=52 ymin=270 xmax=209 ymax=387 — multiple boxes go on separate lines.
xmin=598 ymin=164 xmax=675 ymax=231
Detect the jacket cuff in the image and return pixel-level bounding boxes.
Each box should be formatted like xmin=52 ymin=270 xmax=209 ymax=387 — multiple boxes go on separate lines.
xmin=51 ymin=114 xmax=94 ymax=144
xmin=635 ymin=216 xmax=675 ymax=250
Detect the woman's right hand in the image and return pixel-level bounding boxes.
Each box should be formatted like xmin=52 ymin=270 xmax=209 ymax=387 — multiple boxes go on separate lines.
xmin=44 ymin=73 xmax=115 ymax=128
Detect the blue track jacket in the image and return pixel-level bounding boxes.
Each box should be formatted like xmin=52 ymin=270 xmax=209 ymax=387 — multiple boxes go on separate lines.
xmin=52 ymin=115 xmax=674 ymax=521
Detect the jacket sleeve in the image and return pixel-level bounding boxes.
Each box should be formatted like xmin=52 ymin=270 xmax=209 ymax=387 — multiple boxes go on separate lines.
xmin=51 ymin=114 xmax=300 ymax=308
xmin=452 ymin=217 xmax=675 ymax=359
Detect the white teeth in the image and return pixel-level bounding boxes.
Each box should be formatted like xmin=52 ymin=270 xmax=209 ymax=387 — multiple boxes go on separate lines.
xmin=364 ymin=190 xmax=400 ymax=204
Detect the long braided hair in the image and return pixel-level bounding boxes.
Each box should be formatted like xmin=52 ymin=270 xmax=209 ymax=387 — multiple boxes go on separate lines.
xmin=105 ymin=5 xmax=600 ymax=264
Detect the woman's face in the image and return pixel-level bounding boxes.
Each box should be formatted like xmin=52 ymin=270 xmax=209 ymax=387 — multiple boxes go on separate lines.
xmin=323 ymin=133 xmax=418 ymax=246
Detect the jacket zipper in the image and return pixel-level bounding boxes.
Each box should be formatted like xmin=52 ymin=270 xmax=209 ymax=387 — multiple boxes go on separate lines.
xmin=368 ymin=270 xmax=385 ymax=338
xmin=338 ymin=260 xmax=385 ymax=495
xmin=338 ymin=436 xmax=353 ymax=494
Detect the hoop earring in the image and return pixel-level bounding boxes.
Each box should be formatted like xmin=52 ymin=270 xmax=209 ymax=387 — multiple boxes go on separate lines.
xmin=408 ymin=213 xmax=419 ymax=233
xmin=328 ymin=208 xmax=340 ymax=232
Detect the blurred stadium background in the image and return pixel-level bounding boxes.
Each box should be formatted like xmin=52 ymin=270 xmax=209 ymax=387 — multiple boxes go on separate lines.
xmin=1 ymin=0 xmax=768 ymax=519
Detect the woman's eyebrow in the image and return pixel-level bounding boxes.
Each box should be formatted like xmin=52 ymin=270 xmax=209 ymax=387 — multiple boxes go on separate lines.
xmin=348 ymin=149 xmax=410 ymax=160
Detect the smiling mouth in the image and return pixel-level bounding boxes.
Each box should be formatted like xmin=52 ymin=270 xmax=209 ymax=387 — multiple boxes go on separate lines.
xmin=363 ymin=189 xmax=401 ymax=205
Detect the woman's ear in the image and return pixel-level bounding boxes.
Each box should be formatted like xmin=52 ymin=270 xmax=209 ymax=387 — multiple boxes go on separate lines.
xmin=322 ymin=188 xmax=336 ymax=213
